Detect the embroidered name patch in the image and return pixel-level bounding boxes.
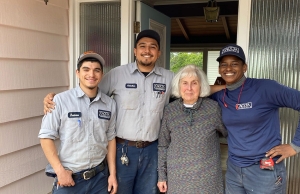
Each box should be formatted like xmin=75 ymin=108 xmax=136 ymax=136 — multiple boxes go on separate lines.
xmin=236 ymin=102 xmax=252 ymax=110
xmin=98 ymin=110 xmax=111 ymax=120
xmin=153 ymin=83 xmax=166 ymax=92
xmin=68 ymin=112 xmax=81 ymax=118
xmin=125 ymin=83 xmax=137 ymax=88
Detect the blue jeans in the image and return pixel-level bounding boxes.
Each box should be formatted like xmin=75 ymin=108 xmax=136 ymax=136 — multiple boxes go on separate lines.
xmin=225 ymin=159 xmax=286 ymax=194
xmin=116 ymin=140 xmax=159 ymax=194
xmin=52 ymin=165 xmax=109 ymax=194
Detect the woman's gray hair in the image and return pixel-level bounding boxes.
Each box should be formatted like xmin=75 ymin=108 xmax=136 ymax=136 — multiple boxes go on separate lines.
xmin=172 ymin=65 xmax=210 ymax=98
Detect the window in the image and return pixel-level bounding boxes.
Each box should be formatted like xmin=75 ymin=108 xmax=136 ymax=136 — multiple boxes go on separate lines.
xmin=80 ymin=2 xmax=121 ymax=73
xmin=170 ymin=52 xmax=203 ymax=73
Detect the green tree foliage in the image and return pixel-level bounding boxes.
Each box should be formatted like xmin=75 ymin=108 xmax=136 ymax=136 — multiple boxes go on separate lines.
xmin=170 ymin=52 xmax=203 ymax=73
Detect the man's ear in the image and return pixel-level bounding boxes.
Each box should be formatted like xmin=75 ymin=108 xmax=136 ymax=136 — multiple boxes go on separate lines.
xmin=157 ymin=50 xmax=161 ymax=58
xmin=243 ymin=63 xmax=248 ymax=73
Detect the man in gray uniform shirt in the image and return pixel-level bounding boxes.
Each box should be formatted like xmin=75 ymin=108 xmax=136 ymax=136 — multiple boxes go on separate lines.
xmin=99 ymin=29 xmax=174 ymax=194
xmin=39 ymin=51 xmax=118 ymax=194
xmin=43 ymin=30 xmax=174 ymax=194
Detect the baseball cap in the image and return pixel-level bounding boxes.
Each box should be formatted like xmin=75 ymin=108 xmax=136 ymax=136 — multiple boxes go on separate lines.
xmin=77 ymin=51 xmax=105 ymax=67
xmin=136 ymin=29 xmax=160 ymax=48
xmin=216 ymin=44 xmax=246 ymax=63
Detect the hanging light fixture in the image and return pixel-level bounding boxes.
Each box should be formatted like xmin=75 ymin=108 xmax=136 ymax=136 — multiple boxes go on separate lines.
xmin=44 ymin=0 xmax=48 ymax=5
xmin=203 ymin=0 xmax=220 ymax=22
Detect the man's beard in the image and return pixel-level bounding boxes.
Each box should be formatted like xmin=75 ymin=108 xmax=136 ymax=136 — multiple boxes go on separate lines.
xmin=137 ymin=59 xmax=154 ymax=67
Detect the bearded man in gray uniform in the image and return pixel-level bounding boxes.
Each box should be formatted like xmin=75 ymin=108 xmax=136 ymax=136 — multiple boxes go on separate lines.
xmin=99 ymin=29 xmax=174 ymax=194
xmin=43 ymin=30 xmax=174 ymax=194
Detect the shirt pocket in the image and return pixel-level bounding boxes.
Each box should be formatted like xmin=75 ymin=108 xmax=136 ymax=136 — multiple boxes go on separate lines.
xmin=93 ymin=119 xmax=108 ymax=143
xmin=150 ymin=93 xmax=166 ymax=113
xmin=63 ymin=119 xmax=84 ymax=142
xmin=121 ymin=90 xmax=140 ymax=110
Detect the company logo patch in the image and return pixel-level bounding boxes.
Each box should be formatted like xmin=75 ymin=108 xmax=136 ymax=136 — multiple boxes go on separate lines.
xmin=222 ymin=46 xmax=239 ymax=54
xmin=125 ymin=83 xmax=137 ymax=89
xmin=236 ymin=102 xmax=252 ymax=110
xmin=98 ymin=110 xmax=111 ymax=120
xmin=153 ymin=83 xmax=166 ymax=92
xmin=68 ymin=112 xmax=81 ymax=118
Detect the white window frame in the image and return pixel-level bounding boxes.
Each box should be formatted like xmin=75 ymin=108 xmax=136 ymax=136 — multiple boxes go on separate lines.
xmin=69 ymin=0 xmax=135 ymax=88
xmin=237 ymin=0 xmax=252 ymax=61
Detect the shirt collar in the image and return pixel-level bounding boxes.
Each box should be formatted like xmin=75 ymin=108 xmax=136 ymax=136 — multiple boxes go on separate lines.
xmin=74 ymin=85 xmax=107 ymax=104
xmin=129 ymin=61 xmax=163 ymax=76
xmin=75 ymin=85 xmax=85 ymax=97
xmin=226 ymin=75 xmax=247 ymax=91
xmin=180 ymin=97 xmax=203 ymax=111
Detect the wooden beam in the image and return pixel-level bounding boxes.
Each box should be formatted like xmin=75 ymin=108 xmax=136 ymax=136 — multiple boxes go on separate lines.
xmin=154 ymin=1 xmax=238 ymax=17
xmin=221 ymin=16 xmax=230 ymax=39
xmin=176 ymin=18 xmax=190 ymax=41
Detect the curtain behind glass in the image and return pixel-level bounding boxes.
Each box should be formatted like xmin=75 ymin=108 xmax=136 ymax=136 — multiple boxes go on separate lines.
xmin=80 ymin=2 xmax=121 ymax=73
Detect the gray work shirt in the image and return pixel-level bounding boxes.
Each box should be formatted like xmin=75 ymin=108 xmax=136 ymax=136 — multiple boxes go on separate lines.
xmin=99 ymin=62 xmax=174 ymax=142
xmin=38 ymin=86 xmax=116 ymax=173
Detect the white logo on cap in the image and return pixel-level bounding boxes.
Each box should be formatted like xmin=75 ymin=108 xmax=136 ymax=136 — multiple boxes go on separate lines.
xmin=222 ymin=46 xmax=239 ymax=54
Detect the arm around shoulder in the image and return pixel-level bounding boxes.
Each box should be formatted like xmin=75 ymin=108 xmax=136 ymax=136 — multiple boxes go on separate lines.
xmin=43 ymin=92 xmax=57 ymax=114
xmin=210 ymin=85 xmax=224 ymax=95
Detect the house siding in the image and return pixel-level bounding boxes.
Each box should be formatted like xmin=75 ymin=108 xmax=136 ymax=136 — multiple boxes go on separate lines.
xmin=0 ymin=0 xmax=69 ymax=193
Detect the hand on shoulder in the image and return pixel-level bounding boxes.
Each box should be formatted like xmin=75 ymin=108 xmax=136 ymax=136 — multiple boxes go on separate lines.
xmin=43 ymin=92 xmax=56 ymax=114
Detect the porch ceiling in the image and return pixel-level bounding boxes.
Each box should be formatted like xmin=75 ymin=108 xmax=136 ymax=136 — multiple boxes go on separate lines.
xmin=141 ymin=0 xmax=239 ymax=48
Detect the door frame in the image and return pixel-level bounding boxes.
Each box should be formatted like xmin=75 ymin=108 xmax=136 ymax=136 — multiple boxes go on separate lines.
xmin=69 ymin=0 xmax=252 ymax=87
xmin=236 ymin=0 xmax=252 ymax=61
xmin=69 ymin=0 xmax=135 ymax=87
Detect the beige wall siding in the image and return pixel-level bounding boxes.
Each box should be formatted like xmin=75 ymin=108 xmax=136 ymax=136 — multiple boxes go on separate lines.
xmin=0 ymin=88 xmax=67 ymax=123
xmin=0 ymin=60 xmax=68 ymax=90
xmin=0 ymin=117 xmax=42 ymax=155
xmin=0 ymin=146 xmax=47 ymax=187
xmin=0 ymin=172 xmax=53 ymax=194
xmin=0 ymin=0 xmax=69 ymax=193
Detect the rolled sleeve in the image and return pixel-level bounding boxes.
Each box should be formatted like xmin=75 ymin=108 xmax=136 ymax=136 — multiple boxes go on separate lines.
xmin=38 ymin=128 xmax=59 ymax=140
xmin=38 ymin=97 xmax=61 ymax=140
xmin=290 ymin=142 xmax=300 ymax=154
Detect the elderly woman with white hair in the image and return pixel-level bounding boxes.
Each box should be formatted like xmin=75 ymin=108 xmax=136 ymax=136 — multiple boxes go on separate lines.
xmin=157 ymin=65 xmax=227 ymax=194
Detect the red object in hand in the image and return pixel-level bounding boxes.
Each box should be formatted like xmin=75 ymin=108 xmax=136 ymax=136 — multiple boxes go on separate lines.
xmin=260 ymin=157 xmax=274 ymax=170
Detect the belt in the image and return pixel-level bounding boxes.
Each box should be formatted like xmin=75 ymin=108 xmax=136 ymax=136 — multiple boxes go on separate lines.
xmin=116 ymin=137 xmax=153 ymax=148
xmin=46 ymin=162 xmax=105 ymax=180
xmin=72 ymin=162 xmax=105 ymax=180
